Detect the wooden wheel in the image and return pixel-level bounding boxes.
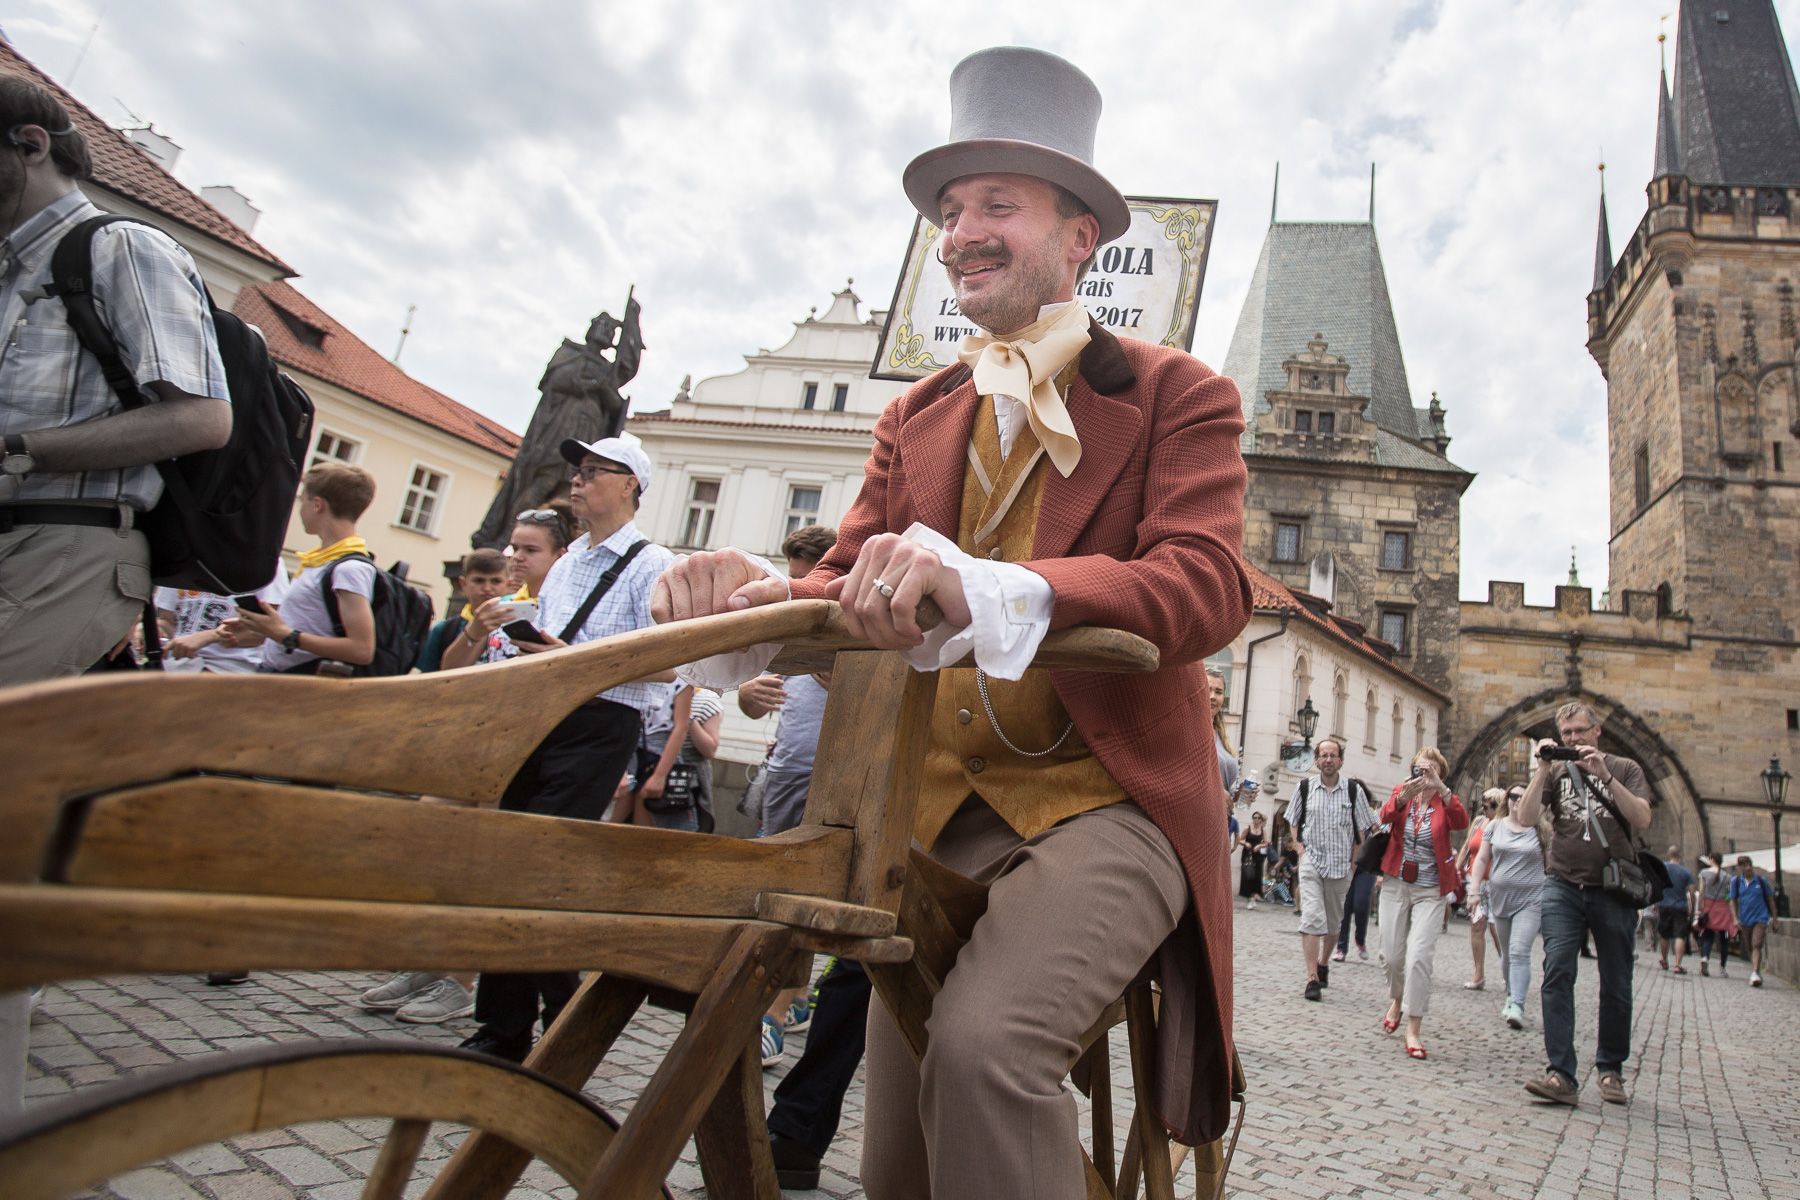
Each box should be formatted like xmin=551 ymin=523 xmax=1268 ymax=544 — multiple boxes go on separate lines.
xmin=0 ymin=1040 xmax=673 ymax=1200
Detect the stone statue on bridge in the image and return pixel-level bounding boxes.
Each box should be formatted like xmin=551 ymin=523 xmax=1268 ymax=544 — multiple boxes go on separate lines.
xmin=473 ymin=294 xmax=644 ymax=549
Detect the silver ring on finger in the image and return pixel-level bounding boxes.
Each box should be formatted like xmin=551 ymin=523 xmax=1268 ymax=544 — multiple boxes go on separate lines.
xmin=873 ymin=579 xmax=896 ymax=600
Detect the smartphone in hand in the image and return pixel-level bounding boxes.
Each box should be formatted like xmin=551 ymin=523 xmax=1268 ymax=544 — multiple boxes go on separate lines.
xmin=502 ymin=619 xmax=549 ymax=645
xmin=234 ymin=596 xmax=269 ymax=615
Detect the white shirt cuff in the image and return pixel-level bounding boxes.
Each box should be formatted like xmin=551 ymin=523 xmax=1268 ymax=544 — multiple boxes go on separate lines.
xmin=674 ymin=549 xmax=790 ymax=689
xmin=898 ymin=522 xmax=1052 ymax=681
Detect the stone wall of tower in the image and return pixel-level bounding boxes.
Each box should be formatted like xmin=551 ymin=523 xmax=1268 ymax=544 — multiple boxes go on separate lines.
xmin=1246 ymin=461 xmax=1462 ymax=706
xmin=1596 ymin=194 xmax=1800 ymax=642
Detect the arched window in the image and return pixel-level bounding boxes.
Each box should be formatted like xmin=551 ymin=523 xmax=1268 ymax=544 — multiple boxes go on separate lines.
xmin=1332 ymin=672 xmax=1348 ymax=738
xmin=1391 ymin=699 xmax=1404 ymax=760
xmin=1364 ymin=687 xmax=1379 ymax=750
xmin=1293 ymin=654 xmax=1312 ymax=727
xmin=1415 ymin=709 xmax=1426 ymax=759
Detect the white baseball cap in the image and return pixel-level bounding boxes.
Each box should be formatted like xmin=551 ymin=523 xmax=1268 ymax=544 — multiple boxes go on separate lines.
xmin=560 ymin=431 xmax=652 ymax=494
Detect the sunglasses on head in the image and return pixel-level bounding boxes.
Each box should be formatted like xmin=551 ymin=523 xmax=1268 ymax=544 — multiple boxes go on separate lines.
xmin=516 ymin=509 xmax=563 ymax=524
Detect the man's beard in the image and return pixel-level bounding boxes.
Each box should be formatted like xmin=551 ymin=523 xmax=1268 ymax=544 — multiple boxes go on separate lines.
xmin=945 ymin=227 xmax=1068 ymax=336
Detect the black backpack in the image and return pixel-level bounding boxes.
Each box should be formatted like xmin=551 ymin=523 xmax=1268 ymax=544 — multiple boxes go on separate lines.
xmin=49 ymin=215 xmax=315 ymax=594
xmin=321 ymin=555 xmax=435 ymax=677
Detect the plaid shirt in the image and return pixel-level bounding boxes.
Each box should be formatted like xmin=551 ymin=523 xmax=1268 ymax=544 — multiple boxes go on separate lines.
xmin=1 ymin=192 xmax=226 ymax=508
xmin=1286 ymin=775 xmax=1374 ymax=880
xmin=536 ymin=520 xmax=674 ymax=717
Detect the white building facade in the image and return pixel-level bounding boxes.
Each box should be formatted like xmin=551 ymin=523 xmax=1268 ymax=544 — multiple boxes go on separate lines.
xmin=628 ymin=283 xmax=905 ymax=765
xmin=1210 ymin=566 xmax=1450 ymax=834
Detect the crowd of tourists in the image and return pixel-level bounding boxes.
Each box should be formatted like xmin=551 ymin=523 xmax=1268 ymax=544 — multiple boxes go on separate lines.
xmin=1219 ymin=694 xmax=1784 ymax=1108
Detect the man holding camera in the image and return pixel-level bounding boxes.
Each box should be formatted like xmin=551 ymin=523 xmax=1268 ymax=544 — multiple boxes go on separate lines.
xmin=1513 ymin=701 xmax=1650 ymax=1107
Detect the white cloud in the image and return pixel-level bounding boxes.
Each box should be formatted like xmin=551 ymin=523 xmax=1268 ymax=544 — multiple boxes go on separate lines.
xmin=8 ymin=0 xmax=1794 ymax=603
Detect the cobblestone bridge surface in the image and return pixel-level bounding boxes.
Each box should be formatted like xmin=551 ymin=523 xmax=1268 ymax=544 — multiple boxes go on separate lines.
xmin=22 ymin=904 xmax=1800 ymax=1199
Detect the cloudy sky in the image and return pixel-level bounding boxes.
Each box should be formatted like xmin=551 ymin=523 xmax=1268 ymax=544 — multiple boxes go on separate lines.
xmin=10 ymin=1 xmax=1796 ymax=603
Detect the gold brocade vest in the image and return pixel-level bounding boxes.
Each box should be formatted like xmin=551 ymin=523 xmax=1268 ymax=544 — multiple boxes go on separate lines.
xmin=914 ymin=395 xmax=1127 ymax=849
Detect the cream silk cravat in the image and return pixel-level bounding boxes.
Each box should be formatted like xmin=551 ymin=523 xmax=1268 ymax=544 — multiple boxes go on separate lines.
xmin=957 ymin=300 xmax=1090 ymax=477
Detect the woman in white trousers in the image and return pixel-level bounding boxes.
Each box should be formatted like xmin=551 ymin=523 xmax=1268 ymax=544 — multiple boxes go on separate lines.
xmin=1376 ymin=747 xmax=1469 ymax=1060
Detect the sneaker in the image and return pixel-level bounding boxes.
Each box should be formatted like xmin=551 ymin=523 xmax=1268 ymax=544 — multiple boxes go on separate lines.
xmin=1701 ymin=962 xmax=1710 ymax=977
xmin=1501 ymin=1001 xmax=1524 ymax=1029
xmin=1357 ymin=944 xmax=1369 ymax=961
xmin=1524 ymin=1069 xmax=1579 ymax=1106
xmin=1316 ymin=963 xmax=1329 ymax=988
xmin=1597 ymin=1072 xmax=1629 ymax=1105
xmin=770 ymin=1133 xmax=822 ymax=1190
xmin=760 ymin=1015 xmax=784 ymax=1068
xmin=1750 ymin=971 xmax=1763 ymax=988
xmin=786 ymin=994 xmax=814 ymax=1034
xmin=204 ymin=971 xmax=250 ymax=987
xmin=1304 ymin=980 xmax=1322 ymax=1002
xmin=458 ymin=1028 xmax=530 ymax=1063
xmin=360 ymin=971 xmax=444 ymax=1012
xmin=1720 ymin=966 xmax=1729 ymax=978
xmin=1331 ymin=947 xmax=1347 ymax=962
xmin=1247 ymin=898 xmax=1258 ymax=910
xmin=396 ymin=978 xmax=474 ymax=1024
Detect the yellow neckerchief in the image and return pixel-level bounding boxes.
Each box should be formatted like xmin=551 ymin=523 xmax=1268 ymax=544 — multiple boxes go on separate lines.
xmin=296 ymin=536 xmax=370 ymax=571
xmin=956 ymin=300 xmax=1091 ymax=477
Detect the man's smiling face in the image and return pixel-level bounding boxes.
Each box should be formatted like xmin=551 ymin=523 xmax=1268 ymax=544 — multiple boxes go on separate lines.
xmin=937 ymin=173 xmax=1097 ymax=336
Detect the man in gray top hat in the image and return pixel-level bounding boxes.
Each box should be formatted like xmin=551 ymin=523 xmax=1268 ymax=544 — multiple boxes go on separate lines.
xmin=656 ymin=46 xmax=1250 ymax=1198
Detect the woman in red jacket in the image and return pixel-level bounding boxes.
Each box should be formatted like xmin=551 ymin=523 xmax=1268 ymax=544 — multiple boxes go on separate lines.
xmin=1377 ymin=746 xmax=1469 ymax=1060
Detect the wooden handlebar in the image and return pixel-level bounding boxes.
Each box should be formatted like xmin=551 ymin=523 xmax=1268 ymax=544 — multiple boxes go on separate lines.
xmin=768 ymin=599 xmax=1159 ymax=675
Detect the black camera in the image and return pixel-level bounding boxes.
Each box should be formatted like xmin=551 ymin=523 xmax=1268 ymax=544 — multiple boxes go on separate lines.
xmin=1538 ymin=745 xmax=1583 ymax=762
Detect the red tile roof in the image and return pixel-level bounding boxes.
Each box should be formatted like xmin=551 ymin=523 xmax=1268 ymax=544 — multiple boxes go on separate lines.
xmin=1244 ymin=561 xmax=1450 ymax=701
xmin=236 ymin=280 xmax=520 ymax=457
xmin=0 ymin=38 xmax=291 ymax=274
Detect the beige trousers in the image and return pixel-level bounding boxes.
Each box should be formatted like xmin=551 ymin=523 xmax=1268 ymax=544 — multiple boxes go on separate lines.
xmin=0 ymin=519 xmax=151 ymax=686
xmin=1380 ymin=878 xmax=1448 ymax=1018
xmin=861 ymin=799 xmax=1188 ymax=1200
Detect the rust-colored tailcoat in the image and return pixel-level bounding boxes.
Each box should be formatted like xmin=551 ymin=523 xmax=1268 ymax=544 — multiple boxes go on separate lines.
xmin=792 ymin=323 xmax=1252 ymax=1143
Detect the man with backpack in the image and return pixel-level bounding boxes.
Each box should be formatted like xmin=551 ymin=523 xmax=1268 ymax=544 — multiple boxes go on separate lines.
xmin=0 ymin=74 xmax=231 ymax=688
xmin=1284 ymin=737 xmax=1376 ymax=1001
xmin=223 ymin=463 xmax=377 ymax=672
xmin=1730 ymin=856 xmax=1781 ymax=988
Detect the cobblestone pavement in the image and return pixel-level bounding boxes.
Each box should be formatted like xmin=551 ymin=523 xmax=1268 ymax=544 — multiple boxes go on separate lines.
xmin=20 ymin=903 xmax=1799 ymax=1199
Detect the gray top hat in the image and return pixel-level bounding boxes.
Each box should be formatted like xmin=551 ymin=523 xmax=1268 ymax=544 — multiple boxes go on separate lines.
xmin=904 ymin=46 xmax=1130 ymax=245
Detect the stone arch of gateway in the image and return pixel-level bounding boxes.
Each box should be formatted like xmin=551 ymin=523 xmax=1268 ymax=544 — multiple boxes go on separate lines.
xmin=1446 ymin=580 xmax=1793 ymax=861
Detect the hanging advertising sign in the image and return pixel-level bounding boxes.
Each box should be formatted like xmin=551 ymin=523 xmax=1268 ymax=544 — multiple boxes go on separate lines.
xmin=871 ymin=196 xmax=1216 ymax=382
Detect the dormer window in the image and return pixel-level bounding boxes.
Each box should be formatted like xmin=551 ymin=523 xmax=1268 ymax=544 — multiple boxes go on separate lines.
xmin=271 ymin=305 xmax=327 ymax=349
xmin=1294 ymin=411 xmax=1313 ymax=433
xmin=1317 ymin=412 xmax=1335 ymax=435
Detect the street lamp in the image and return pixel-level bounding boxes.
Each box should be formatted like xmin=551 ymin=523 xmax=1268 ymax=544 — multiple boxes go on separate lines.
xmin=1763 ymin=755 xmax=1791 ymax=918
xmin=1298 ymin=697 xmax=1319 ymax=749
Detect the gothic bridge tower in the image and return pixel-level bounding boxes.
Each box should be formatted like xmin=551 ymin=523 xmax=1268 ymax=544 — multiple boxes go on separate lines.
xmin=1589 ymin=0 xmax=1800 ymax=640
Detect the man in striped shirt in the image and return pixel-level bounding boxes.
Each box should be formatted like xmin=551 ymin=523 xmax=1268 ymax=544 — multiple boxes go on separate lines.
xmin=1285 ymin=738 xmax=1375 ymax=1001
xmin=0 ymin=73 xmax=230 ymax=687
